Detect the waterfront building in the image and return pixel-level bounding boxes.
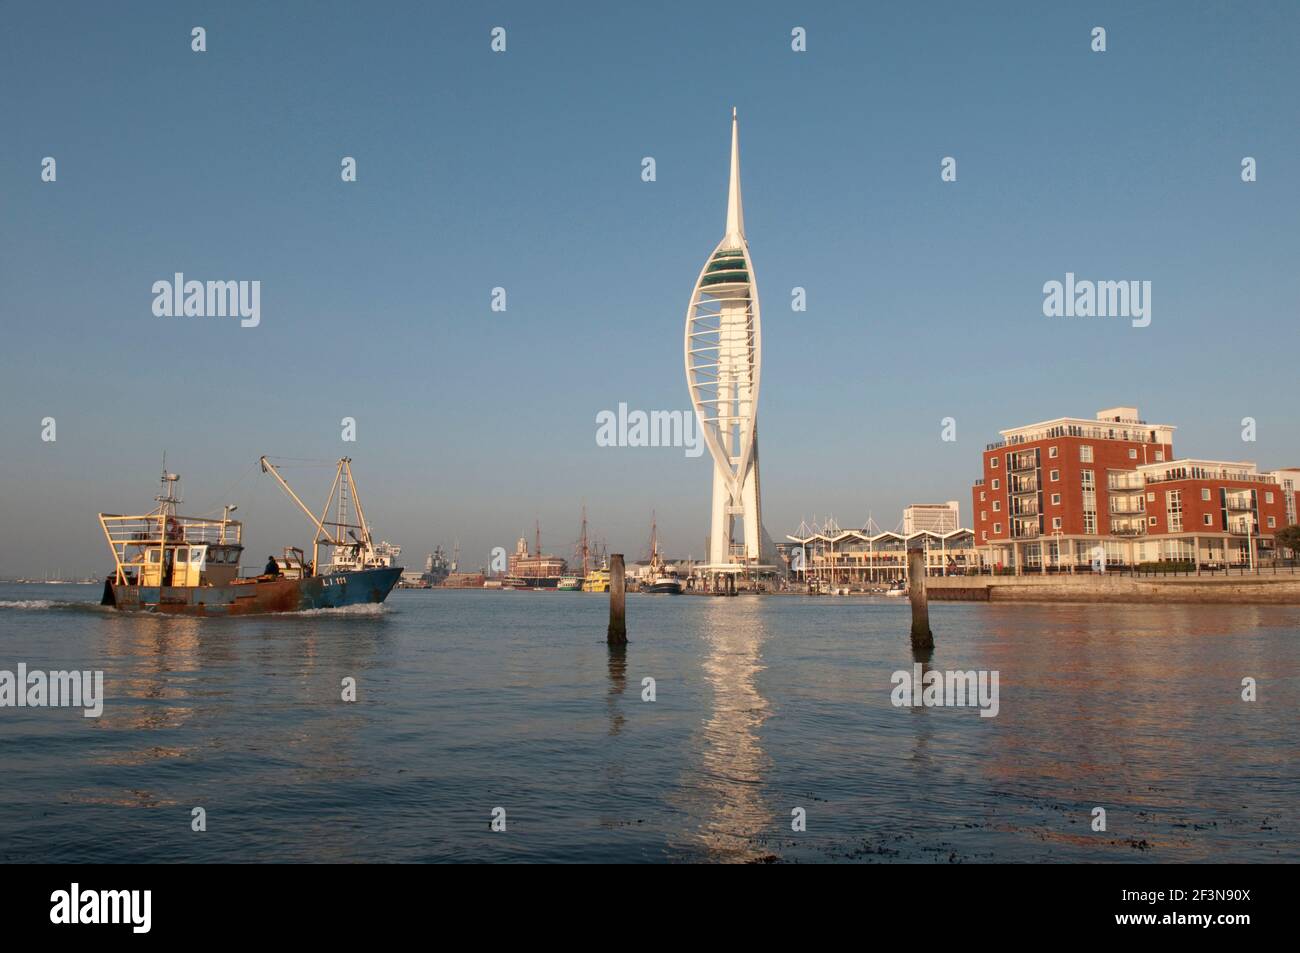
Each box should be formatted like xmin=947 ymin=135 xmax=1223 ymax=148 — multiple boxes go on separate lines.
xmin=1265 ymin=468 xmax=1300 ymax=529
xmin=1130 ymin=459 xmax=1291 ymax=566
xmin=506 ymin=535 xmax=567 ymax=582
xmin=684 ymin=109 xmax=775 ymax=579
xmin=784 ymin=526 xmax=981 ymax=585
xmin=902 ymin=502 xmax=961 ymax=535
xmin=970 ymin=406 xmax=1296 ymax=571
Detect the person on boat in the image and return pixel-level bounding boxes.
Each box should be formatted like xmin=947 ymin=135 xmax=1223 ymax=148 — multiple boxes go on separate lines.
xmin=264 ymin=556 xmax=280 ymax=577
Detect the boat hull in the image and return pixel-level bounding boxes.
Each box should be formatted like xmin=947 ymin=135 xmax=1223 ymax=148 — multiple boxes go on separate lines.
xmin=644 ymin=581 xmax=683 ymax=594
xmin=104 ymin=567 xmax=402 ymax=616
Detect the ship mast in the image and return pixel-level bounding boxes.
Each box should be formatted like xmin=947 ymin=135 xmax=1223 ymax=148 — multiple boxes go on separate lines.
xmin=649 ymin=510 xmax=660 ymax=571
xmin=153 ymin=455 xmax=182 ymax=572
xmin=259 ymin=456 xmax=377 ymax=572
xmin=577 ymin=505 xmax=590 ymax=577
xmin=153 ymin=454 xmax=182 ymax=517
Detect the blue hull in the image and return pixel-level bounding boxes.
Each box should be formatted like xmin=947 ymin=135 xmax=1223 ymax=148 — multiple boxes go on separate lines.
xmin=106 ymin=567 xmax=402 ymax=616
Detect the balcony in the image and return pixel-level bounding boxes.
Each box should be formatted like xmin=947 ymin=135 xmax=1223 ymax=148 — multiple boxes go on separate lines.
xmin=1108 ymin=473 xmax=1144 ymax=491
xmin=1011 ymin=501 xmax=1039 ymax=517
xmin=1109 ymin=500 xmax=1145 ymax=515
xmin=1109 ymin=525 xmax=1147 ymax=537
xmin=1009 ymin=452 xmax=1038 ymax=473
xmin=1224 ymin=495 xmax=1254 ymax=511
xmin=1010 ymin=475 xmax=1039 ymax=495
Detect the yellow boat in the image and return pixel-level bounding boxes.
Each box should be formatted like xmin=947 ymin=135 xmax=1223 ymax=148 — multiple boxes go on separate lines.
xmin=582 ymin=566 xmax=611 ymax=592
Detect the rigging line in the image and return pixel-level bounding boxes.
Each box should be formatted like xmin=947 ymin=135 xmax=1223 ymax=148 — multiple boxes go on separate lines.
xmin=261 ymin=456 xmax=337 ymax=466
xmin=193 ymin=460 xmax=260 ymax=517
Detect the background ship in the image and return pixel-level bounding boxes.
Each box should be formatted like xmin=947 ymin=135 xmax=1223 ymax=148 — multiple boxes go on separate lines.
xmin=642 ymin=512 xmax=683 ymax=594
xmin=505 ymin=523 xmax=567 ymax=588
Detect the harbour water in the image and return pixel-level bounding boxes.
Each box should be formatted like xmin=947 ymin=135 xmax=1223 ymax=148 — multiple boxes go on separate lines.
xmin=1 ymin=584 xmax=1296 ymax=863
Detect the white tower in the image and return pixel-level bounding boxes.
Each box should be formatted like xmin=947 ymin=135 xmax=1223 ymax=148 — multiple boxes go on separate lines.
xmin=684 ymin=109 xmax=764 ymax=568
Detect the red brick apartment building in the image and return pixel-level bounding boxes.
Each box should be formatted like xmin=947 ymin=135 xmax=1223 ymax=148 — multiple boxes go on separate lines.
xmin=971 ymin=406 xmax=1299 ymax=571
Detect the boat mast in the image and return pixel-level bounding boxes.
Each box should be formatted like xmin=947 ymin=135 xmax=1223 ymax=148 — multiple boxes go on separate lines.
xmin=578 ymin=505 xmax=590 ymax=577
xmin=649 ymin=510 xmax=660 ymax=571
xmin=260 ymin=456 xmax=347 ymax=570
xmin=344 ymin=459 xmax=374 ymax=554
xmin=154 ymin=456 xmax=181 ymax=573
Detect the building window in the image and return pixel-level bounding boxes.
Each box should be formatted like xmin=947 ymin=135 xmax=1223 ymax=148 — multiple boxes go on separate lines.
xmin=1051 ymin=493 xmax=1061 ymax=505
xmin=980 ymin=510 xmax=987 ymax=521
xmin=1154 ymin=451 xmax=1164 ymax=462
xmin=1201 ymin=488 xmax=1211 ymax=501
xmin=991 ymin=458 xmax=999 ymax=469
xmin=1049 ymin=446 xmax=1058 ymax=458
xmin=993 ymin=501 xmax=1001 ymax=512
xmin=992 ymin=478 xmax=1000 ymax=490
xmin=1052 ymin=517 xmax=1062 ymax=530
xmin=1081 ymin=445 xmax=1094 ymax=463
xmin=1149 ymin=516 xmax=1158 ymax=526
xmin=979 ymin=491 xmax=986 ymax=502
xmin=1268 ymin=516 xmax=1276 ymax=528
xmin=1166 ymin=489 xmax=1183 ymax=533
xmin=981 ymin=531 xmax=988 ymax=541
xmin=1050 ymin=469 xmax=1060 ymax=482
xmin=1128 ymin=448 xmax=1138 ymax=460
xmin=1203 ymin=514 xmax=1213 ymax=526
xmin=1083 ymin=512 xmax=1096 ymax=534
xmin=1266 ymin=491 xmax=1274 ymax=504
xmin=1147 ymin=492 xmax=1155 ymax=502
xmin=993 ymin=523 xmax=1001 ymax=534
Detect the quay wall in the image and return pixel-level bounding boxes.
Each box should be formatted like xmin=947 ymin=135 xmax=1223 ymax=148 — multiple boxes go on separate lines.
xmin=926 ymin=574 xmax=1300 ymax=605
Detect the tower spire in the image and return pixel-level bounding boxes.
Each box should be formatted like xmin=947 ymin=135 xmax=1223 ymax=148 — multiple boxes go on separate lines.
xmin=725 ymin=107 xmax=744 ymax=242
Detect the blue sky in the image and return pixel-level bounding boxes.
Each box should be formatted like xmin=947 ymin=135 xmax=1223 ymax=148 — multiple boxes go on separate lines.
xmin=1 ymin=1 xmax=1297 ymax=576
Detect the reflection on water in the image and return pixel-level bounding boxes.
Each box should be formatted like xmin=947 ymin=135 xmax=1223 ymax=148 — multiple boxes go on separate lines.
xmin=0 ymin=585 xmax=1297 ymax=862
xmin=676 ymin=598 xmax=773 ymax=862
xmin=606 ymin=645 xmax=627 ymax=738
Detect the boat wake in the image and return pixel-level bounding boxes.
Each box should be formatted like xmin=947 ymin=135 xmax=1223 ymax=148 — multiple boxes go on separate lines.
xmin=271 ymin=603 xmax=392 ymax=618
xmin=0 ymin=599 xmax=110 ymax=613
xmin=0 ymin=599 xmax=58 ymax=610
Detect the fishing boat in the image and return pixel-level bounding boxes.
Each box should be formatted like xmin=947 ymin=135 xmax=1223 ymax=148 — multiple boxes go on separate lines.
xmin=642 ymin=512 xmax=683 ymax=595
xmin=98 ymin=457 xmax=401 ymax=615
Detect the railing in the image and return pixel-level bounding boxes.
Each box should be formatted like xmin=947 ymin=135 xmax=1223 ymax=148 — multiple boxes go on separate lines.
xmin=1010 ymin=475 xmax=1039 ymax=494
xmin=1108 ymin=473 xmax=1144 ymax=491
xmin=1224 ymin=496 xmax=1254 ymax=511
xmin=1009 ymin=453 xmax=1037 ymax=472
xmin=1011 ymin=502 xmax=1039 ymax=517
xmin=99 ymin=514 xmax=243 ymax=546
xmin=1109 ymin=500 xmax=1144 ymax=514
xmin=1144 ymin=469 xmax=1274 ymax=486
xmin=1002 ymin=425 xmax=1159 ymax=446
xmin=1109 ymin=526 xmax=1146 ymax=537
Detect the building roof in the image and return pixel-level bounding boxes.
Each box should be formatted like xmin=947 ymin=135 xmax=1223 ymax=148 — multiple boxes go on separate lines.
xmin=785 ymin=528 xmax=975 ymax=545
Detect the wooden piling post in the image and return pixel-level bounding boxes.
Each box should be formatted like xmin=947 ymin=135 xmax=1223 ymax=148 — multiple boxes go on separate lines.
xmin=907 ymin=546 xmax=934 ymax=650
xmin=608 ymin=553 xmax=627 ymax=644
